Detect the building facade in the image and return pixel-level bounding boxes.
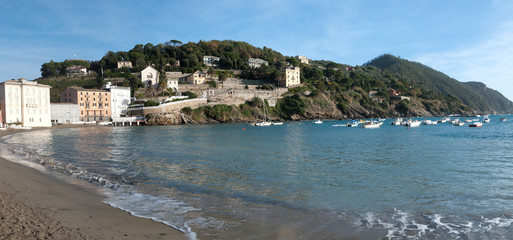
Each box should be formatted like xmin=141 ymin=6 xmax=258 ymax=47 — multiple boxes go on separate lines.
xmin=166 ymin=72 xmax=188 ymax=90
xmin=60 ymin=87 xmax=111 ymax=122
xmin=182 ymin=70 xmax=207 ymax=85
xmin=141 ymin=66 xmax=159 ymax=88
xmin=203 ymin=56 xmax=220 ymax=67
xmin=51 ymin=103 xmax=80 ymax=123
xmin=297 ymin=56 xmax=309 ymax=64
xmin=103 ymin=83 xmax=131 ymax=118
xmin=279 ymin=67 xmax=301 ymax=88
xmin=117 ymin=61 xmax=133 ymax=69
xmin=66 ymin=65 xmax=88 ymax=76
xmin=0 ymin=79 xmax=52 ymax=127
xmin=247 ymin=58 xmax=268 ymax=68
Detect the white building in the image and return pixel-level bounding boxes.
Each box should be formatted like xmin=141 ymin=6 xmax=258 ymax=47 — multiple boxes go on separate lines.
xmin=117 ymin=61 xmax=133 ymax=69
xmin=279 ymin=67 xmax=301 ymax=88
xmin=141 ymin=66 xmax=159 ymax=88
xmin=203 ymin=56 xmax=220 ymax=67
xmin=66 ymin=65 xmax=89 ymax=76
xmin=0 ymin=78 xmax=52 ymax=127
xmin=103 ymin=82 xmax=131 ymax=118
xmin=247 ymin=58 xmax=268 ymax=68
xmin=165 ymin=72 xmax=188 ymax=90
xmin=297 ymin=56 xmax=309 ymax=65
xmin=51 ymin=103 xmax=80 ymax=123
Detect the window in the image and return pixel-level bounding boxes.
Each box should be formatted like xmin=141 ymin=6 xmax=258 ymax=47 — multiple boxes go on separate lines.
xmin=81 ymin=111 xmax=83 ymax=115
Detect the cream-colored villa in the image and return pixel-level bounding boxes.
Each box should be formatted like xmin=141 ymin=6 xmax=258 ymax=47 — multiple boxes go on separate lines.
xmin=0 ymin=78 xmax=52 ymax=127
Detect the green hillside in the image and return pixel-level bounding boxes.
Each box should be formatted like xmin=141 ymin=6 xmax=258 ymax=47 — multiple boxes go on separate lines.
xmin=38 ymin=41 xmax=513 ymax=119
xmin=365 ymin=54 xmax=513 ymax=114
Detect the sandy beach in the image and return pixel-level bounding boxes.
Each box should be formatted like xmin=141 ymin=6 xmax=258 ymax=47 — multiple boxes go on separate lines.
xmin=0 ymin=127 xmax=185 ymax=240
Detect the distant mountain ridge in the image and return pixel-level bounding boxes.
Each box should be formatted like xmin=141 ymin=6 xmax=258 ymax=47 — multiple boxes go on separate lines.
xmin=365 ymin=54 xmax=513 ymax=114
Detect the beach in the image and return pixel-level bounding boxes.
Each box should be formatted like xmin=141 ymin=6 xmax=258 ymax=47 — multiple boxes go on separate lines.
xmin=0 ymin=127 xmax=185 ymax=240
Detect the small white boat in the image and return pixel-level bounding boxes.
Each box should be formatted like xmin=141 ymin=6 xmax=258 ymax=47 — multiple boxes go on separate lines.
xmin=361 ymin=121 xmax=381 ymax=128
xmin=469 ymin=122 xmax=483 ymax=127
xmin=271 ymin=122 xmax=283 ymax=126
xmin=391 ymin=118 xmax=403 ymax=126
xmin=255 ymin=121 xmax=272 ymax=127
xmin=346 ymin=120 xmax=359 ymax=127
xmin=405 ymin=119 xmax=422 ymax=127
xmin=378 ymin=118 xmax=386 ymax=122
xmin=453 ymin=120 xmax=465 ymax=126
xmin=483 ymin=116 xmax=491 ymax=123
xmin=500 ymin=118 xmax=507 ymax=122
xmin=98 ymin=121 xmax=112 ymax=126
xmin=421 ymin=119 xmax=437 ymax=125
xmin=313 ymin=119 xmax=323 ymax=124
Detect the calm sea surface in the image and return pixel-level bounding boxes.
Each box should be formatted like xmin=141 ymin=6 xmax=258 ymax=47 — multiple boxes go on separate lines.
xmin=2 ymin=116 xmax=513 ymax=239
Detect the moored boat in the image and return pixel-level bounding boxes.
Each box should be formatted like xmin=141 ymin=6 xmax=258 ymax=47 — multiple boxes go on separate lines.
xmin=501 ymin=118 xmax=507 ymax=122
xmin=422 ymin=119 xmax=437 ymax=125
xmin=404 ymin=119 xmax=421 ymax=127
xmin=313 ymin=119 xmax=323 ymax=124
xmin=346 ymin=120 xmax=359 ymax=127
xmin=483 ymin=116 xmax=491 ymax=123
xmin=469 ymin=122 xmax=483 ymax=127
xmin=391 ymin=118 xmax=403 ymax=126
xmin=361 ymin=121 xmax=381 ymax=128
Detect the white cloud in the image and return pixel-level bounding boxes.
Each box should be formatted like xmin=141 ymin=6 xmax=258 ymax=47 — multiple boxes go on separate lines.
xmin=413 ymin=20 xmax=513 ymax=101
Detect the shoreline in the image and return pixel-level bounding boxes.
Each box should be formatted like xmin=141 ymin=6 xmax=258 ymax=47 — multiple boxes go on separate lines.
xmin=0 ymin=126 xmax=186 ymax=239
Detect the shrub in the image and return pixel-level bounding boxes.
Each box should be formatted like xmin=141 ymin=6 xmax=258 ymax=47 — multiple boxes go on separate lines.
xmin=144 ymin=100 xmax=159 ymax=107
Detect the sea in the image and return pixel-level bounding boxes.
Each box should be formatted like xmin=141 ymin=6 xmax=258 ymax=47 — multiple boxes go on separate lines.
xmin=2 ymin=115 xmax=513 ymax=239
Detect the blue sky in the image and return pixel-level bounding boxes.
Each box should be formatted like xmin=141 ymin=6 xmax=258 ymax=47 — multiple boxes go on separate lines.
xmin=2 ymin=0 xmax=513 ymax=100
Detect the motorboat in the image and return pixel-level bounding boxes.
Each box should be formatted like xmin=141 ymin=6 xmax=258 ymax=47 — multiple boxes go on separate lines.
xmin=271 ymin=122 xmax=284 ymax=126
xmin=421 ymin=119 xmax=437 ymax=125
xmin=469 ymin=122 xmax=483 ymax=127
xmin=391 ymin=118 xmax=403 ymax=126
xmin=453 ymin=119 xmax=465 ymax=126
xmin=346 ymin=120 xmax=359 ymax=127
xmin=362 ymin=121 xmax=381 ymax=129
xmin=500 ymin=118 xmax=507 ymax=122
xmin=313 ymin=119 xmax=323 ymax=124
xmin=483 ymin=116 xmax=490 ymax=123
xmin=255 ymin=121 xmax=272 ymax=127
xmin=405 ymin=119 xmax=421 ymax=127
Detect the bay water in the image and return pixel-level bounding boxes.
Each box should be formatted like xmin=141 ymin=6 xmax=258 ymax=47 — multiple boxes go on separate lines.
xmin=2 ymin=116 xmax=513 ymax=239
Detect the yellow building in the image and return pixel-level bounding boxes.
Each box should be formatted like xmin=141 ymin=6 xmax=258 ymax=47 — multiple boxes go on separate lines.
xmin=182 ymin=70 xmax=207 ymax=85
xmin=60 ymin=87 xmax=111 ymax=122
xmin=279 ymin=67 xmax=301 ymax=88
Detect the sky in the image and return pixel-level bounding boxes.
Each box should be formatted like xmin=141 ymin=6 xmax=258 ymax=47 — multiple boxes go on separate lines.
xmin=1 ymin=0 xmax=513 ymax=100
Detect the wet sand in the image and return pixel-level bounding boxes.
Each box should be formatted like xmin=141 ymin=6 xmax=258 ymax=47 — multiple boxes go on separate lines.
xmin=0 ymin=127 xmax=186 ymax=240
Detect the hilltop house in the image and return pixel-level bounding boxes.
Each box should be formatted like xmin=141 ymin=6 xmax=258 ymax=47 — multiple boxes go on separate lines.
xmin=182 ymin=70 xmax=207 ymax=85
xmin=66 ymin=65 xmax=88 ymax=76
xmin=117 ymin=61 xmax=133 ymax=69
xmin=279 ymin=67 xmax=301 ymax=88
xmin=0 ymin=78 xmax=52 ymax=127
xmin=297 ymin=56 xmax=309 ymax=65
xmin=141 ymin=66 xmax=159 ymax=88
xmin=61 ymin=87 xmax=111 ymax=122
xmin=203 ymin=56 xmax=220 ymax=67
xmin=247 ymin=58 xmax=268 ymax=68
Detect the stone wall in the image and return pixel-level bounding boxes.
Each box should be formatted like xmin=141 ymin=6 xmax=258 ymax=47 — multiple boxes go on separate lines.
xmin=128 ymin=98 xmax=207 ymax=115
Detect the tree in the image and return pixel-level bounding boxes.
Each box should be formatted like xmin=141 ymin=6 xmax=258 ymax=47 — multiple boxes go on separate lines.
xmin=218 ymin=71 xmax=228 ymax=87
xmin=165 ymin=39 xmax=183 ymax=47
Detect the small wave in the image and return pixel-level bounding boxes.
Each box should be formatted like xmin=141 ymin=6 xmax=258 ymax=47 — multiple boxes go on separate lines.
xmin=354 ymin=209 xmax=513 ymax=239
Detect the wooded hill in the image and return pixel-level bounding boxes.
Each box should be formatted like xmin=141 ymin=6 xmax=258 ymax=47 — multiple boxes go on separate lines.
xmin=365 ymin=54 xmax=513 ymax=114
xmin=38 ymin=40 xmax=513 ymax=121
